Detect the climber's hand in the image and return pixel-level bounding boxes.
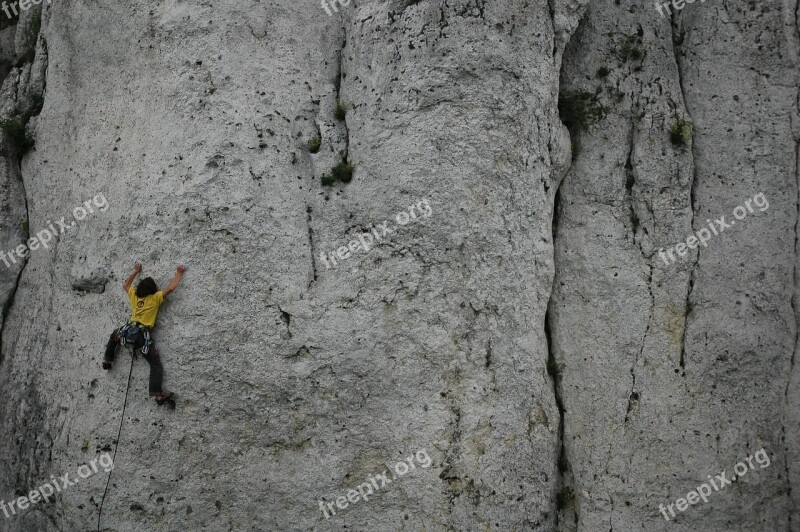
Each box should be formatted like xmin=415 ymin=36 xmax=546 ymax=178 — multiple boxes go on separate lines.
xmin=124 ymin=263 xmax=142 ymax=292
xmin=164 ymin=265 xmax=186 ymax=297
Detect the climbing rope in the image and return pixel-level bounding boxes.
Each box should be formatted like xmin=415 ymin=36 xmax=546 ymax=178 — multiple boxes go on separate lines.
xmin=96 ymin=352 xmax=135 ymax=532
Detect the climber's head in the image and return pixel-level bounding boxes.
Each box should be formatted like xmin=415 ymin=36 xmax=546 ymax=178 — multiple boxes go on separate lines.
xmin=136 ymin=277 xmax=158 ymax=297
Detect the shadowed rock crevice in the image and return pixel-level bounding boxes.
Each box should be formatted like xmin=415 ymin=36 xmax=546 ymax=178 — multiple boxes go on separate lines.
xmin=621 ymin=121 xmax=653 ymax=424
xmin=669 ymin=12 xmax=697 ymax=375
xmin=549 ymin=34 xmax=578 ymax=528
xmin=0 ymin=4 xmax=46 ymax=362
xmin=306 ymin=204 xmax=318 ymax=285
xmin=787 ymin=136 xmax=800 ymax=527
xmin=544 ymin=293 xmax=575 ymax=528
xmin=334 ymin=36 xmax=349 ymax=163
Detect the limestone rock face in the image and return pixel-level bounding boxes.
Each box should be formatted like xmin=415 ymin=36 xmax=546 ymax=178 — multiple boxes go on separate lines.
xmin=0 ymin=0 xmax=796 ymax=530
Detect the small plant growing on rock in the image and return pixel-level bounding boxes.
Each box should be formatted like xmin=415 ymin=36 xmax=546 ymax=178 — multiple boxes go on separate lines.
xmin=619 ymin=34 xmax=644 ymax=62
xmin=627 ymin=45 xmax=643 ymax=61
xmin=320 ymin=173 xmax=338 ymax=186
xmin=0 ymin=115 xmax=35 ymax=156
xmin=331 ymin=159 xmax=353 ymax=183
xmin=28 ymin=13 xmax=41 ymax=42
xmin=333 ymin=100 xmax=351 ymax=121
xmin=556 ymin=487 xmax=575 ymax=509
xmin=320 ymin=157 xmax=354 ymax=186
xmin=547 ymin=356 xmax=565 ymax=379
xmin=28 ymin=92 xmax=43 ymax=113
xmin=596 ymin=66 xmax=611 ymax=78
xmin=669 ymin=117 xmax=692 ymax=147
xmin=558 ymin=91 xmax=608 ymax=133
xmin=307 ymin=136 xmax=321 ymax=153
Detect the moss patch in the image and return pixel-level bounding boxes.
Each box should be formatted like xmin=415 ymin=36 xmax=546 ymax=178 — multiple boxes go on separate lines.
xmin=558 ymin=91 xmax=608 ymax=133
xmin=333 ymin=100 xmax=351 ymax=121
xmin=321 ymin=157 xmax=354 ymax=186
xmin=669 ymin=117 xmax=692 ymax=147
xmin=0 ymin=115 xmax=35 ymax=156
xmin=307 ymin=136 xmax=321 ymax=153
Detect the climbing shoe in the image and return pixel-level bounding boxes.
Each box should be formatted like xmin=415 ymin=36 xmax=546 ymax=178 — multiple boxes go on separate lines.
xmin=155 ymin=392 xmax=176 ymax=410
xmin=102 ymin=360 xmax=112 ymax=370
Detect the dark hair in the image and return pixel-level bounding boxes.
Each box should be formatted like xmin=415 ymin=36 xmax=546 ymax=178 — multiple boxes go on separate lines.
xmin=136 ymin=277 xmax=158 ymax=297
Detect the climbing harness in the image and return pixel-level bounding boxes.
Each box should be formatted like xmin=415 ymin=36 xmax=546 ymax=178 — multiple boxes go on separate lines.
xmin=118 ymin=321 xmax=153 ymax=355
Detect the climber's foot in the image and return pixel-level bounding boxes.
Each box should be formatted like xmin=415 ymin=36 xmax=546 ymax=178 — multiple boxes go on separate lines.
xmin=155 ymin=392 xmax=175 ymax=409
xmin=102 ymin=360 xmax=112 ymax=370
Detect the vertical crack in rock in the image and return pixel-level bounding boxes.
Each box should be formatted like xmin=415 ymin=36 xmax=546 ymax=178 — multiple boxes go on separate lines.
xmin=795 ymin=0 xmax=800 ymax=53
xmin=547 ymin=0 xmax=558 ymax=59
xmin=782 ymin=0 xmax=799 ymax=521
xmin=0 ymin=17 xmax=45 ymax=361
xmin=306 ymin=204 xmax=317 ymax=286
xmin=279 ymin=306 xmax=293 ymax=339
xmin=0 ymin=186 xmax=27 ymax=363
xmin=334 ymin=36 xmax=349 ymax=161
xmin=623 ymin=124 xmax=652 ymax=424
xmin=547 ymin=5 xmax=594 ymax=526
xmin=0 ymin=16 xmax=51 ymax=520
xmin=625 ymin=259 xmax=652 ymax=425
xmin=544 ymin=308 xmax=566 ymax=528
xmin=791 ymin=140 xmax=800 ymax=401
xmin=545 ymin=186 xmax=575 ymax=529
xmin=439 ymin=402 xmax=463 ymax=517
xmin=779 ymin=0 xmax=800 ymax=503
xmin=787 ymin=138 xmax=800 ymax=522
xmin=669 ymin=13 xmax=697 ymax=374
xmin=623 ymin=125 xmax=640 ymax=254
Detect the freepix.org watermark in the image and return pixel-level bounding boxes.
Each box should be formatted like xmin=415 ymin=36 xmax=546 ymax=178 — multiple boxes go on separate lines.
xmin=1 ymin=0 xmax=51 ymax=21
xmin=318 ymin=448 xmax=432 ymax=519
xmin=1 ymin=452 xmax=113 ymax=518
xmin=658 ymin=447 xmax=770 ymax=521
xmin=658 ymin=192 xmax=768 ymax=266
xmin=655 ymin=0 xmax=708 ymax=18
xmin=320 ymin=0 xmax=350 ymax=16
xmin=318 ymin=198 xmax=432 ymax=271
xmin=1 ymin=193 xmax=109 ymax=268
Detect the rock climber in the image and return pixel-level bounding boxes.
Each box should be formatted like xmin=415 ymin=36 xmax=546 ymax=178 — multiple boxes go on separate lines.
xmin=102 ymin=262 xmax=185 ymax=408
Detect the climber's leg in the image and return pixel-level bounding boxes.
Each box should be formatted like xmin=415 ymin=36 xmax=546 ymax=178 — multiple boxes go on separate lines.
xmin=102 ymin=328 xmax=120 ymax=369
xmin=142 ymin=346 xmax=165 ymax=397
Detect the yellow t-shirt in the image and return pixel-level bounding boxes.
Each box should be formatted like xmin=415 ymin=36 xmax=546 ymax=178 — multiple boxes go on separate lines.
xmin=128 ymin=287 xmax=165 ymax=328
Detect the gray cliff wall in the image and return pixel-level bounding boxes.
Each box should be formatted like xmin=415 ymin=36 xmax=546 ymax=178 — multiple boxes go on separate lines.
xmin=0 ymin=0 xmax=795 ymax=531
xmin=554 ymin=0 xmax=799 ymax=529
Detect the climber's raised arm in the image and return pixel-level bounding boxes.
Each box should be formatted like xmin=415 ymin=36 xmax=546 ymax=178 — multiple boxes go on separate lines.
xmin=162 ymin=265 xmax=186 ymax=298
xmin=123 ymin=262 xmax=142 ymax=293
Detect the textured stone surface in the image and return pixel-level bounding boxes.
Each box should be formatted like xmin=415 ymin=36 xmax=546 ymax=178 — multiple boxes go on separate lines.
xmin=553 ymin=0 xmax=799 ymax=529
xmin=0 ymin=0 xmax=796 ymax=530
